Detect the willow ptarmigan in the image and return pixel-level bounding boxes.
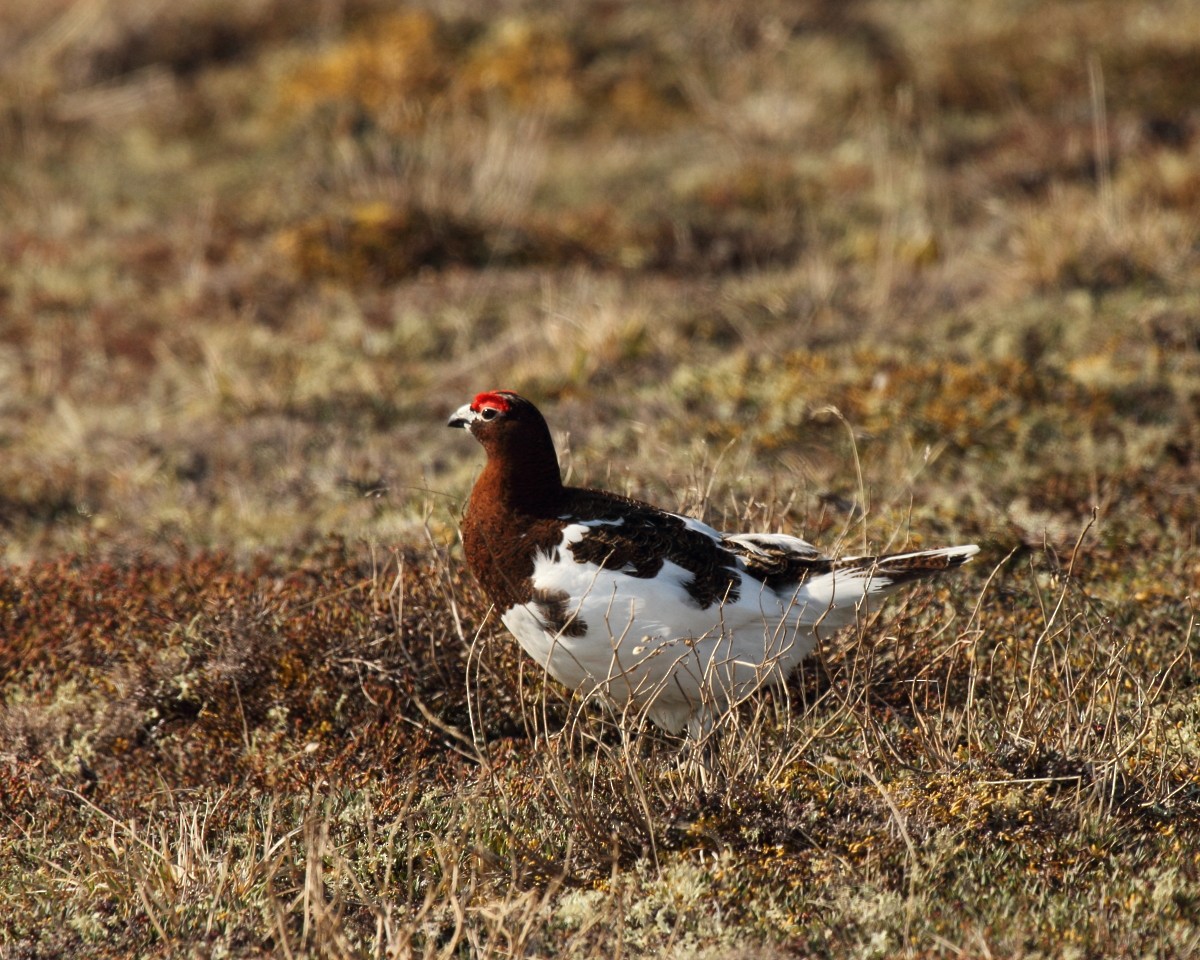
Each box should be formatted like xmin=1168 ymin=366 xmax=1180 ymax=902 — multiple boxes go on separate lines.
xmin=449 ymin=390 xmax=978 ymax=738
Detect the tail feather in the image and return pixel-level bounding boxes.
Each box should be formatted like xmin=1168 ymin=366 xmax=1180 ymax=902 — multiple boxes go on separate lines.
xmin=839 ymin=544 xmax=980 ymax=585
xmin=796 ymin=544 xmax=979 ymax=627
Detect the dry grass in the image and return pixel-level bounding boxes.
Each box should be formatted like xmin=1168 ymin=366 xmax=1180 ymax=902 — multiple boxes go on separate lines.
xmin=2 ymin=0 xmax=1199 ymax=956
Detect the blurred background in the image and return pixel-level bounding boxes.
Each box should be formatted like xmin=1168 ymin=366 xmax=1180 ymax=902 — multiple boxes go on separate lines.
xmin=1 ymin=0 xmax=1197 ymax=569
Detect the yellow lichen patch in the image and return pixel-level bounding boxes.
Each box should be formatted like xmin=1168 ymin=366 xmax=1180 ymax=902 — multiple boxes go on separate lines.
xmin=275 ymin=202 xmax=488 ymax=283
xmin=278 ymin=11 xmax=448 ymax=133
xmin=456 ymin=18 xmax=580 ymax=118
xmin=849 ymin=355 xmax=1060 ymax=444
xmin=275 ymin=9 xmax=688 ymax=135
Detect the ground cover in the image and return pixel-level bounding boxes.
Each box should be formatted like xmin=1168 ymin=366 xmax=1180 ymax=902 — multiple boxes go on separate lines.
xmin=2 ymin=1 xmax=1198 ymax=955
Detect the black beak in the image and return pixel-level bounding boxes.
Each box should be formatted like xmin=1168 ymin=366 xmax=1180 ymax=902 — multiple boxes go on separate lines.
xmin=447 ymin=402 xmax=474 ymax=429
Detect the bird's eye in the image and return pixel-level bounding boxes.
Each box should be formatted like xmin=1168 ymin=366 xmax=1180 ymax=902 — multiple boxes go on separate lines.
xmin=479 ymin=407 xmax=499 ymax=421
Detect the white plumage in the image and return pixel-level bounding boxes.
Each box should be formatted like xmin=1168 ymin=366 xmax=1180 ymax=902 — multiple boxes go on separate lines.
xmin=500 ymin=516 xmax=979 ymax=736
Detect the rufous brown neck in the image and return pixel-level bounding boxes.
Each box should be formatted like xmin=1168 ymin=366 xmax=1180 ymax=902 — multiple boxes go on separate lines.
xmin=470 ymin=419 xmax=565 ymax=517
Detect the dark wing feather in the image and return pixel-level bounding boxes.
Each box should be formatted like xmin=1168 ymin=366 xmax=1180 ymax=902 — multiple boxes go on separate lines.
xmin=722 ymin=533 xmax=835 ymax=592
xmin=561 ymin=489 xmax=742 ymax=608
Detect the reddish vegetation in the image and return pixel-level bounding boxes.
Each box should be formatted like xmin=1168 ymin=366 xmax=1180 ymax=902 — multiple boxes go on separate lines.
xmin=0 ymin=546 xmax=508 ymax=809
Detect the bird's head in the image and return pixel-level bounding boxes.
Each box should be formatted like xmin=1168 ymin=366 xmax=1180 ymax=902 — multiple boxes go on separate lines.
xmin=447 ymin=390 xmax=554 ymax=460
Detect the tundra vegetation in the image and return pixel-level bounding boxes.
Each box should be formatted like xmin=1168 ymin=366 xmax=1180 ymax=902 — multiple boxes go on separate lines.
xmin=1 ymin=1 xmax=1198 ymax=956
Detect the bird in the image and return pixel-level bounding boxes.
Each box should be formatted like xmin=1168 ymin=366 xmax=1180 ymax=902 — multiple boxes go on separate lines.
xmin=448 ymin=390 xmax=978 ymax=739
